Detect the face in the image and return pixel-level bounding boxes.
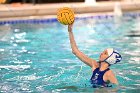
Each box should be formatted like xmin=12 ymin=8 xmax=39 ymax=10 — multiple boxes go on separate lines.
xmin=99 ymin=49 xmax=109 ymax=61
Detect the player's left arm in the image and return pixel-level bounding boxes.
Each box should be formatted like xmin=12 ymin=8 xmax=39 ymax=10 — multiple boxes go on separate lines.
xmin=108 ymin=70 xmax=118 ymax=85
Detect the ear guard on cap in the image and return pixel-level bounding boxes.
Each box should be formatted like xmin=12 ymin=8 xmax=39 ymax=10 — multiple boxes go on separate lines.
xmin=104 ymin=49 xmax=122 ymax=65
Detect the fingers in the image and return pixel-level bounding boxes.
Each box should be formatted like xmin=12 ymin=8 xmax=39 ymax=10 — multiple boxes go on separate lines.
xmin=68 ymin=23 xmax=73 ymax=28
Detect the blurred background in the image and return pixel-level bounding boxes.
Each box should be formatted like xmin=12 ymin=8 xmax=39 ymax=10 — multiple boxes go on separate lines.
xmin=2 ymin=0 xmax=124 ymax=4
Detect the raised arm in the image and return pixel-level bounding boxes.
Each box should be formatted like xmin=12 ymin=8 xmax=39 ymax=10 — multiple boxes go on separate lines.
xmin=68 ymin=24 xmax=98 ymax=69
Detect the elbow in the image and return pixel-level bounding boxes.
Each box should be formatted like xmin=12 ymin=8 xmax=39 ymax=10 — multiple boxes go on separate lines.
xmin=72 ymin=49 xmax=78 ymax=55
xmin=72 ymin=50 xmax=76 ymax=55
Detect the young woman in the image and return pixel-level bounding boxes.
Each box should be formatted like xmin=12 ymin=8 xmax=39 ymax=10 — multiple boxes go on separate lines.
xmin=68 ymin=24 xmax=122 ymax=88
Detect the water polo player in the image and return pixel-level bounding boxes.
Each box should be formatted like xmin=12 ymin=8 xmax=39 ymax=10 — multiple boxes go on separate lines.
xmin=67 ymin=24 xmax=122 ymax=88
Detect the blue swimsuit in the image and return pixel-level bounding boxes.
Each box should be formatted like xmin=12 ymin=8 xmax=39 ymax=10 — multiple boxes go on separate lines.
xmin=90 ymin=67 xmax=112 ymax=88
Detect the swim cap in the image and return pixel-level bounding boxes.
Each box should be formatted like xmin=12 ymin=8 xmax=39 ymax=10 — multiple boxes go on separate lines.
xmin=104 ymin=48 xmax=122 ymax=65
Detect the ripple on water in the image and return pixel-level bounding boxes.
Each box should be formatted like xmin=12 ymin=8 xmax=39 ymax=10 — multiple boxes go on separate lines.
xmin=0 ymin=65 xmax=30 ymax=70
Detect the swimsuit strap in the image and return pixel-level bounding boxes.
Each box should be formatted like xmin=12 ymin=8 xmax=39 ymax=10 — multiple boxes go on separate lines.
xmin=103 ymin=68 xmax=110 ymax=73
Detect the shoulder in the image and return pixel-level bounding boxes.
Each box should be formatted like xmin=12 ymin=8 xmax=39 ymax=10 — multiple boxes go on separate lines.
xmin=105 ymin=69 xmax=118 ymax=84
xmin=105 ymin=69 xmax=114 ymax=76
xmin=104 ymin=69 xmax=114 ymax=78
xmin=105 ymin=69 xmax=117 ymax=81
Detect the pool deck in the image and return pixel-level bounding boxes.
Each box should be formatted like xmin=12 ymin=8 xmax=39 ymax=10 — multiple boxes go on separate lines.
xmin=0 ymin=1 xmax=140 ymax=21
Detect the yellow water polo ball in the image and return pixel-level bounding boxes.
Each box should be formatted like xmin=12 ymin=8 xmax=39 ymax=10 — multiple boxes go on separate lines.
xmin=57 ymin=7 xmax=75 ymax=25
xmin=0 ymin=0 xmax=6 ymax=4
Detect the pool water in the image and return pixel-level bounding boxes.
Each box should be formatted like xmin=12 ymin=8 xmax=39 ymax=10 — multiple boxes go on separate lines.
xmin=0 ymin=13 xmax=140 ymax=92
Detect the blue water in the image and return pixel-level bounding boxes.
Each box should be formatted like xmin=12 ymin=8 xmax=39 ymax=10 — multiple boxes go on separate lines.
xmin=0 ymin=13 xmax=140 ymax=92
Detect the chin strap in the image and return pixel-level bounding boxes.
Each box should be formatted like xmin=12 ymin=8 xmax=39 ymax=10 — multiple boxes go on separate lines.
xmin=99 ymin=61 xmax=111 ymax=67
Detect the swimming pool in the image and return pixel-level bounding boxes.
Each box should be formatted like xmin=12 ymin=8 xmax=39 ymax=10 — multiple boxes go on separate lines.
xmin=0 ymin=12 xmax=140 ymax=92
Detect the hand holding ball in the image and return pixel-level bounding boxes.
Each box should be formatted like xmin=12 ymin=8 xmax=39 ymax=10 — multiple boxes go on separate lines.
xmin=57 ymin=7 xmax=75 ymax=25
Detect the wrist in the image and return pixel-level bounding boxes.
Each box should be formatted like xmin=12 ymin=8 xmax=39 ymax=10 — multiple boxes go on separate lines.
xmin=68 ymin=26 xmax=72 ymax=32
